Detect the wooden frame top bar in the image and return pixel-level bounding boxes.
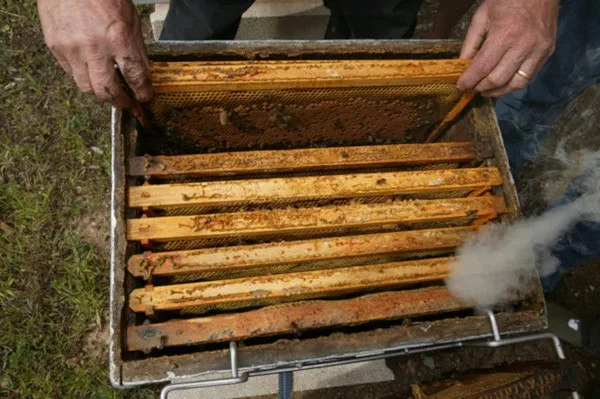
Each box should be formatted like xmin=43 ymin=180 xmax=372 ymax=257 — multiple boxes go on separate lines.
xmin=127 ymin=286 xmax=468 ymax=351
xmin=126 ymin=196 xmax=506 ymax=242
xmin=129 ymin=257 xmax=452 ymax=313
xmin=128 ymin=168 xmax=502 ymax=210
xmin=150 ymin=59 xmax=470 ymax=92
xmin=128 ymin=142 xmax=485 ymax=179
xmin=127 ymin=226 xmax=475 ymax=279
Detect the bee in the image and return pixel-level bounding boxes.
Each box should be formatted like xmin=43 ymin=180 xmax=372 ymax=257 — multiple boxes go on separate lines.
xmin=219 ymin=109 xmax=229 ymax=126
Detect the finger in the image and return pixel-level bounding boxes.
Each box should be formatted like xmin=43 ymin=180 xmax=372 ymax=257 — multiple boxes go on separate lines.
xmin=457 ymin=24 xmax=510 ymax=90
xmin=474 ymin=46 xmax=530 ymax=92
xmin=132 ymin=13 xmax=151 ymax=70
xmin=114 ymin=42 xmax=153 ymax=103
xmin=88 ymin=57 xmax=132 ymax=108
xmin=70 ymin=57 xmax=94 ymax=95
xmin=481 ymin=80 xmax=521 ymax=98
xmin=531 ymin=46 xmax=554 ymax=77
xmin=115 ymin=54 xmax=153 ymax=103
xmin=482 ymin=47 xmax=550 ymax=98
xmin=60 ymin=45 xmax=94 ymax=94
xmin=137 ymin=44 xmax=151 ymax=70
xmin=106 ymin=16 xmax=153 ymax=102
xmin=460 ymin=7 xmax=488 ymax=59
xmin=457 ymin=32 xmax=511 ymax=91
xmin=49 ymin=48 xmax=73 ymax=76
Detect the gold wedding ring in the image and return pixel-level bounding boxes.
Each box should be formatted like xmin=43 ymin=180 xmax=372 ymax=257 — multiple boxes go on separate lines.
xmin=516 ymin=69 xmax=532 ymax=81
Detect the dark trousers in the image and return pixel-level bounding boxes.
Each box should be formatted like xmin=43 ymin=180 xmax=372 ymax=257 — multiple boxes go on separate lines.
xmin=496 ymin=0 xmax=600 ymax=292
xmin=160 ymin=0 xmax=423 ymax=40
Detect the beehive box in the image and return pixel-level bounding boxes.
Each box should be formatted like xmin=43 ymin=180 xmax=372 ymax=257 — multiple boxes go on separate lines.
xmin=109 ymin=40 xmax=546 ymax=387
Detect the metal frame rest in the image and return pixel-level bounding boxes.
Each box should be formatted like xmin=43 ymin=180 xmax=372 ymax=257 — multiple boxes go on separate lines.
xmin=160 ymin=309 xmax=580 ymax=398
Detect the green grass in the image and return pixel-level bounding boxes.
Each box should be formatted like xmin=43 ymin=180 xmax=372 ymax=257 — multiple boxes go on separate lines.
xmin=0 ymin=2 xmax=154 ymax=397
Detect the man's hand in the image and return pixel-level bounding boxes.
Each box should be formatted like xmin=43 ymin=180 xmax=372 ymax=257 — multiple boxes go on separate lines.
xmin=457 ymin=0 xmax=560 ymax=97
xmin=37 ymin=0 xmax=153 ymax=108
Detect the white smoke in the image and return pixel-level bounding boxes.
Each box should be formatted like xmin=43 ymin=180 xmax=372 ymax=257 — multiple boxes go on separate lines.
xmin=446 ymin=66 xmax=600 ymax=307
xmin=446 ymin=151 xmax=599 ymax=308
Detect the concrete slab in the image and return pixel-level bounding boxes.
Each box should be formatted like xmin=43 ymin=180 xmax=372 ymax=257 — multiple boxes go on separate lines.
xmin=149 ymin=1 xmax=329 ymax=41
xmin=168 ymin=360 xmax=395 ymax=399
xmin=236 ymin=15 xmax=328 ymax=40
xmin=238 ymin=0 xmax=329 ymax=40
xmin=150 ymin=3 xmax=169 ymax=41
xmin=243 ymin=0 xmax=327 ymax=18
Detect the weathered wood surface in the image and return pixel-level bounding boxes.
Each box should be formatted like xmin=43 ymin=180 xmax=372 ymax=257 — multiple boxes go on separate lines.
xmin=150 ymin=59 xmax=470 ymax=92
xmin=127 ymin=226 xmax=475 ymax=279
xmin=129 ymin=257 xmax=452 ymax=313
xmin=128 ymin=168 xmax=503 ymax=210
xmin=127 ymin=286 xmax=468 ymax=351
xmin=128 ymin=142 xmax=485 ymax=178
xmin=127 ymin=196 xmax=505 ymax=242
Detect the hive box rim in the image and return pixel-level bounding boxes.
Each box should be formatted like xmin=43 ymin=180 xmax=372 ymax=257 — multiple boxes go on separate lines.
xmin=109 ymin=39 xmax=547 ymax=388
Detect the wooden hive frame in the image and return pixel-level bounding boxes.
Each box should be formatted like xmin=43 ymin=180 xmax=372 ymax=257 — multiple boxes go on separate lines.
xmin=109 ymin=41 xmax=545 ymax=388
xmin=149 ymin=59 xmax=471 ymax=92
xmin=127 ymin=226 xmax=474 ymax=279
xmin=128 ymin=142 xmax=486 ymax=179
xmin=125 ymin=56 xmax=518 ymax=334
xmin=128 ymin=167 xmax=502 ymax=210
xmin=127 ymin=197 xmax=506 ymax=242
xmin=130 ymin=257 xmax=453 ymax=313
xmin=127 ymin=286 xmax=469 ymax=351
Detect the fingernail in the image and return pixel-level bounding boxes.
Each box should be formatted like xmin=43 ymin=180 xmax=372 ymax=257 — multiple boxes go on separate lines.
xmin=140 ymin=89 xmax=154 ymax=103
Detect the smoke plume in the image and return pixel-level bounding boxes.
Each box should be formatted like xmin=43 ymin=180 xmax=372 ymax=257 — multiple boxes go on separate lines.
xmin=445 ymin=152 xmax=600 ymax=308
xmin=446 ymin=74 xmax=600 ymax=308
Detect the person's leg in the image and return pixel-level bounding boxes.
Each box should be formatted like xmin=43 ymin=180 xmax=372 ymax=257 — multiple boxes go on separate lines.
xmin=426 ymin=0 xmax=477 ymax=39
xmin=160 ymin=0 xmax=254 ymax=41
xmin=322 ymin=0 xmax=350 ymax=40
xmin=541 ymin=157 xmax=600 ymax=292
xmin=496 ymin=0 xmax=600 ymax=176
xmin=324 ymin=0 xmax=423 ymax=39
xmin=541 ymin=219 xmax=600 ymax=291
xmin=496 ymin=0 xmax=600 ymax=292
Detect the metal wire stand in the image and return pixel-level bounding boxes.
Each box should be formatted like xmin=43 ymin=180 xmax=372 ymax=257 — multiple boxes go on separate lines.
xmin=160 ymin=309 xmax=580 ymax=399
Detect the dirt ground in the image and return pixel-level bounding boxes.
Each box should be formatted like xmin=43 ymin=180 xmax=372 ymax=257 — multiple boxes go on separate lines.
xmin=1 ymin=0 xmax=599 ymax=398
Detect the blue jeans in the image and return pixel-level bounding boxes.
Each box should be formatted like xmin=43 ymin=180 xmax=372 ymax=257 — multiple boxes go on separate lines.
xmin=496 ymin=0 xmax=600 ymax=292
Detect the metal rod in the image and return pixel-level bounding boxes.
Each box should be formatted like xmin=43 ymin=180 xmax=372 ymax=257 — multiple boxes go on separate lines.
xmin=160 ymin=340 xmax=469 ymax=397
xmin=160 ymin=321 xmax=573 ymax=396
xmin=549 ymin=334 xmax=566 ymax=360
xmin=278 ymin=371 xmax=294 ymax=399
xmin=483 ymin=308 xmax=501 ymax=341
xmin=249 ymin=342 xmax=465 ymax=377
xmin=479 ymin=309 xmax=577 ymax=396
xmin=466 ymin=331 xmax=565 ymax=357
xmin=230 ymin=342 xmax=239 ymax=378
xmin=160 ymin=342 xmax=248 ymax=399
xmin=480 ymin=309 xmax=565 ymax=359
